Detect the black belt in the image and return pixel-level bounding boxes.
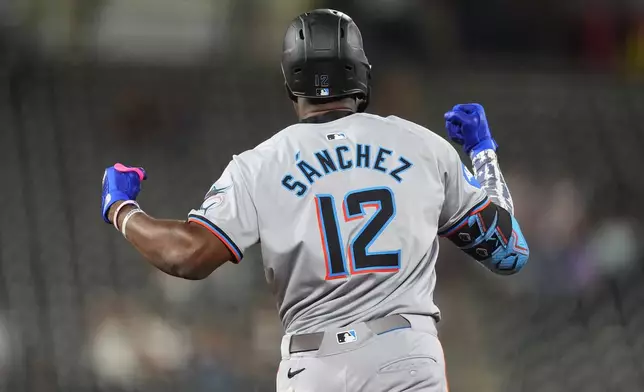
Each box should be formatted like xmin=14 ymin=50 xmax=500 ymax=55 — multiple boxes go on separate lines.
xmin=289 ymin=315 xmax=411 ymax=354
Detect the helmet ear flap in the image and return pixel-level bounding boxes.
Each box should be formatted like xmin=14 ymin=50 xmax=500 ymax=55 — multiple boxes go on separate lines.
xmin=356 ymin=91 xmax=369 ymax=113
xmin=285 ymin=83 xmax=298 ymax=103
xmin=356 ymin=71 xmax=371 ymax=113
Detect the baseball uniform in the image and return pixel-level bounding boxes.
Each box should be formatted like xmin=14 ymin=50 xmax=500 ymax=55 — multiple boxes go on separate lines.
xmin=188 ymin=111 xmax=488 ymax=391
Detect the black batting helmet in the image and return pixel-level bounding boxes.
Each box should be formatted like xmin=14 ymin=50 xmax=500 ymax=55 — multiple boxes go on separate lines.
xmin=281 ymin=9 xmax=372 ymax=112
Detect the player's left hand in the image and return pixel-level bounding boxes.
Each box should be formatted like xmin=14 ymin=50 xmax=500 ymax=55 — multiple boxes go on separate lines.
xmin=444 ymin=103 xmax=498 ymax=155
xmin=101 ymin=163 xmax=147 ymax=223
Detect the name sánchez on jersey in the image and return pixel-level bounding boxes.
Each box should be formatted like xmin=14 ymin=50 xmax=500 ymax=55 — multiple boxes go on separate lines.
xmin=281 ymin=143 xmax=413 ymax=197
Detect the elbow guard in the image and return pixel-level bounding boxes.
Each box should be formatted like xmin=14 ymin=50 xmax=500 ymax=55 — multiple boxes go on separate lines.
xmin=440 ymin=199 xmax=529 ymax=275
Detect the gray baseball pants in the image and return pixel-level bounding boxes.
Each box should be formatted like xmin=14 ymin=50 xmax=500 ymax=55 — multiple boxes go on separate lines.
xmin=276 ymin=314 xmax=449 ymax=392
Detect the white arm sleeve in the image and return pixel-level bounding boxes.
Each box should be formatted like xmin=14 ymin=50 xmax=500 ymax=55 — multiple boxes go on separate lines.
xmin=470 ymin=149 xmax=514 ymax=214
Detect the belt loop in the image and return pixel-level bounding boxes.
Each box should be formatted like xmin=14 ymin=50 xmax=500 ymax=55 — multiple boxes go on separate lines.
xmin=280 ymin=334 xmax=292 ymax=360
xmin=366 ymin=314 xmax=411 ymax=335
xmin=401 ymin=314 xmax=438 ymax=336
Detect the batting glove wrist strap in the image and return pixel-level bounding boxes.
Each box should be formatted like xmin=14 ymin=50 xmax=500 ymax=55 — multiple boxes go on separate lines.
xmin=470 ymin=139 xmax=498 ymax=158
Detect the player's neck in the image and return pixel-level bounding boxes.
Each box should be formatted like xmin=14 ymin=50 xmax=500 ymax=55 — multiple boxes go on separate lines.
xmin=300 ymin=108 xmax=353 ymax=121
xmin=297 ymin=98 xmax=357 ymax=121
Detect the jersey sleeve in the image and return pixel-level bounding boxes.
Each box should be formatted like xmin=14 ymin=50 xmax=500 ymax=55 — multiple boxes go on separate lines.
xmin=187 ymin=159 xmax=259 ymax=263
xmin=437 ymin=143 xmax=488 ymax=234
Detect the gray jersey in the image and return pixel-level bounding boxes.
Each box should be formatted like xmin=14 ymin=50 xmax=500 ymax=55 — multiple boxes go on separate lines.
xmin=188 ymin=113 xmax=486 ymax=334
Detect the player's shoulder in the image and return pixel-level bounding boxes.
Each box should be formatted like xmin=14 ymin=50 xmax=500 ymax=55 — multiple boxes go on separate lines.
xmin=381 ymin=114 xmax=461 ymax=167
xmin=229 ymin=123 xmax=302 ymax=172
xmin=381 ymin=114 xmax=451 ymax=148
xmin=241 ymin=122 xmax=302 ymax=158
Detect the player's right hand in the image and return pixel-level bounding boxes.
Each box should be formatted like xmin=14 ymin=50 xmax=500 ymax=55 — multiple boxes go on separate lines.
xmin=101 ymin=163 xmax=147 ymax=223
xmin=444 ymin=103 xmax=498 ymax=155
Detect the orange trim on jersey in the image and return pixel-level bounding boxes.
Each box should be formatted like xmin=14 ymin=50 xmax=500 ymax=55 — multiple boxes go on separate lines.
xmin=351 ymin=267 xmax=400 ymax=275
xmin=343 ymin=201 xmax=380 ymax=222
xmin=343 ymin=200 xmax=361 ymax=222
xmin=472 ymin=198 xmax=491 ymax=214
xmin=440 ymin=218 xmax=470 ymax=237
xmin=188 ymin=218 xmax=241 ymax=264
xmin=439 ymin=198 xmax=491 ymax=237
xmin=343 ymin=200 xmax=359 ymax=222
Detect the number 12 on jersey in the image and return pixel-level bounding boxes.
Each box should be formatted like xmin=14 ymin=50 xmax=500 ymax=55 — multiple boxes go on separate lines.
xmin=315 ymin=187 xmax=400 ymax=280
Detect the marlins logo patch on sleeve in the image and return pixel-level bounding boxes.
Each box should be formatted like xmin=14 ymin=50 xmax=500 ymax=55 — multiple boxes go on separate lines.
xmin=205 ymin=184 xmax=231 ymax=199
xmin=201 ymin=184 xmax=231 ymax=212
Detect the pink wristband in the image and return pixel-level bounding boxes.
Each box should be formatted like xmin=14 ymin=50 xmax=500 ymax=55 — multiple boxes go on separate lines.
xmin=112 ymin=200 xmax=139 ymax=231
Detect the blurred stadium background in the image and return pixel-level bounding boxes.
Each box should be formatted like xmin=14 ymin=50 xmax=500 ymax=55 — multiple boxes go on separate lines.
xmin=0 ymin=0 xmax=643 ymax=391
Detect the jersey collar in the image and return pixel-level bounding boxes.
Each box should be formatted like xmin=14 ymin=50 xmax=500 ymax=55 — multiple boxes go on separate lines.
xmin=300 ymin=110 xmax=355 ymax=124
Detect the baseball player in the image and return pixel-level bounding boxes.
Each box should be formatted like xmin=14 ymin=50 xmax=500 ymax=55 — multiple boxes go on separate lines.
xmin=100 ymin=9 xmax=529 ymax=392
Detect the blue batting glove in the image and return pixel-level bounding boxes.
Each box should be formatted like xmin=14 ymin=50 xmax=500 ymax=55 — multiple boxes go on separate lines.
xmin=101 ymin=163 xmax=147 ymax=223
xmin=444 ymin=103 xmax=498 ymax=155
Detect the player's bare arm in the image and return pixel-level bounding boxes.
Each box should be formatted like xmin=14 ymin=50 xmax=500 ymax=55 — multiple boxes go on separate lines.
xmin=101 ymin=165 xmax=233 ymax=280
xmin=441 ymin=103 xmax=529 ymax=275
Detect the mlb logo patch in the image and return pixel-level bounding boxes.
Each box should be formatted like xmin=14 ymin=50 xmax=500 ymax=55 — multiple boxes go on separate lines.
xmin=326 ymin=132 xmax=346 ymax=141
xmin=336 ymin=330 xmax=357 ymax=344
xmin=316 ymin=88 xmax=330 ymax=97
